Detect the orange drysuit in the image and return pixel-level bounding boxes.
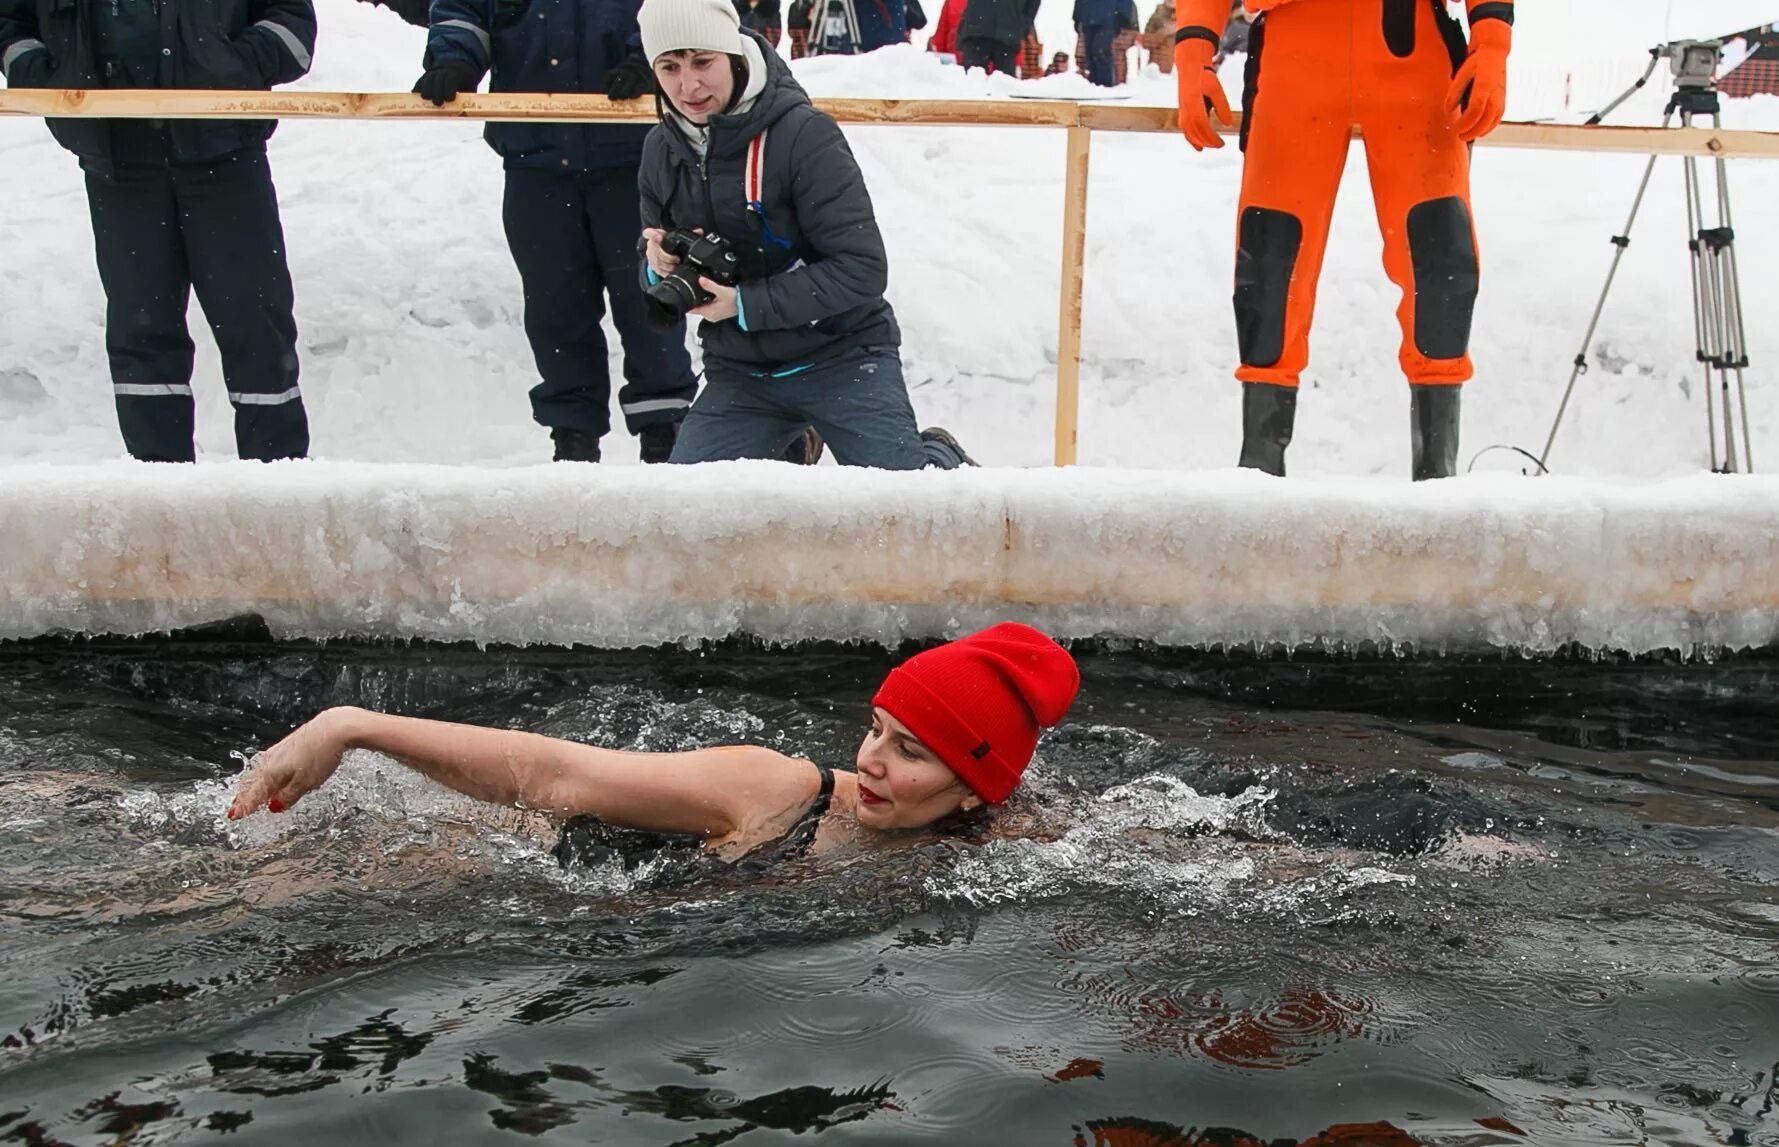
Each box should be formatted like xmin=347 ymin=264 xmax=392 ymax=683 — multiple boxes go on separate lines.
xmin=1176 ymin=0 xmax=1514 ymax=389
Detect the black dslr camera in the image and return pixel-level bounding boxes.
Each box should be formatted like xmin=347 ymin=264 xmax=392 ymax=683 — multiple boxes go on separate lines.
xmin=644 ymin=230 xmax=742 ymax=326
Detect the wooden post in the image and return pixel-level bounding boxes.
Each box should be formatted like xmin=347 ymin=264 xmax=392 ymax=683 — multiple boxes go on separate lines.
xmin=1055 ymin=123 xmax=1092 ymax=468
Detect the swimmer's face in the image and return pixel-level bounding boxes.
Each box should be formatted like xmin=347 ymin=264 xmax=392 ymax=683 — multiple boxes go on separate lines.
xmin=854 ymin=706 xmax=983 ymax=830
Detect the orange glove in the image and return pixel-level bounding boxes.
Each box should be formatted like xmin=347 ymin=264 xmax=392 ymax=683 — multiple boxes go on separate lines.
xmin=1176 ymin=37 xmax=1232 ymax=151
xmin=1445 ymin=18 xmax=1510 ymax=141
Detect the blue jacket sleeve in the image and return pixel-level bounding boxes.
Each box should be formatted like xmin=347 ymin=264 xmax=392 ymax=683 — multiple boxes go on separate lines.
xmin=737 ymin=114 xmax=889 ymax=332
xmin=425 ymin=0 xmax=493 ymax=72
xmin=236 ymin=0 xmax=316 ymax=87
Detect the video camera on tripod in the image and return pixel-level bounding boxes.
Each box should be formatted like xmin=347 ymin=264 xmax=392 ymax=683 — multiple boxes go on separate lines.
xmin=808 ymin=0 xmax=862 ymax=55
xmin=1663 ymin=38 xmax=1724 ymax=90
xmin=1538 ymin=37 xmax=1755 ymax=474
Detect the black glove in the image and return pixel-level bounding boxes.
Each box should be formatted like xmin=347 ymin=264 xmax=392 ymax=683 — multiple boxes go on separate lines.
xmin=360 ymin=0 xmax=433 ymax=28
xmin=412 ymin=60 xmax=480 ymax=106
xmin=7 ymin=47 xmax=58 ymax=87
xmin=602 ymin=57 xmax=654 ymax=100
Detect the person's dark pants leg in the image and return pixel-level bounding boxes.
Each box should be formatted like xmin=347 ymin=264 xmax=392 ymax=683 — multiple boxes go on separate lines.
xmin=177 ymin=148 xmax=308 ymax=461
xmin=960 ymin=36 xmax=1017 ymax=75
xmin=671 ymin=350 xmax=962 ymax=470
xmin=788 ymin=351 xmax=952 ymax=469
xmin=1082 ymin=22 xmax=1119 ymax=86
xmin=582 ymin=165 xmax=697 ymax=436
xmin=503 ymin=167 xmax=612 ymax=438
xmin=668 ymin=361 xmax=806 ymax=463
xmin=87 ymin=165 xmax=199 ymax=462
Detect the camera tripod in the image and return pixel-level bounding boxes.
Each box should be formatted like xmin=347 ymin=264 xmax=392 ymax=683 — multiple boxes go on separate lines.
xmin=1539 ymin=42 xmax=1754 ymax=473
xmin=808 ymin=0 xmax=862 ymax=55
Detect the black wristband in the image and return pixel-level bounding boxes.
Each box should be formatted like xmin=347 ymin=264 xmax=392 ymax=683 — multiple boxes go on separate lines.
xmin=1174 ymin=25 xmax=1219 ymax=49
xmin=1469 ymin=2 xmax=1513 ymax=27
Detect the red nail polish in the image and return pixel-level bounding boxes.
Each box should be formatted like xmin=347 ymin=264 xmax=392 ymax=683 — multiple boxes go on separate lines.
xmin=268 ymin=799 xmax=285 ymax=813
xmin=227 ymin=808 xmax=238 ymax=820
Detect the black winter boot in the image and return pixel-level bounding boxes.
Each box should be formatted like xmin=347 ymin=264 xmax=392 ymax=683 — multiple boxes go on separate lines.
xmin=550 ymin=428 xmax=601 ymax=462
xmin=784 ymin=426 xmax=826 ymax=465
xmin=1409 ymin=384 xmax=1461 ymax=480
xmin=919 ymin=426 xmax=978 ymax=467
xmin=638 ymin=422 xmax=678 ymax=464
xmin=1237 ymin=382 xmax=1296 ymax=477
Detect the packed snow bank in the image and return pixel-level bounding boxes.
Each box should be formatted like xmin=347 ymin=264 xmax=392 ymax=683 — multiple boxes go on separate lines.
xmin=4 ymin=463 xmax=1776 ymax=654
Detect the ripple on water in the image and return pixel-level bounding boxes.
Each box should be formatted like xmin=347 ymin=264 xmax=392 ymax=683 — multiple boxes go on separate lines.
xmin=1186 ymin=985 xmax=1379 ymax=1071
xmin=773 ymin=990 xmax=927 ymax=1050
xmin=877 ymin=1051 xmax=1023 ymax=1139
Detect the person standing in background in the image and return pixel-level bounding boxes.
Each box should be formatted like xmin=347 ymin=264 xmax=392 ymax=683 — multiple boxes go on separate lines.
xmin=1175 ymin=0 xmax=1513 ymax=479
xmin=926 ymin=0 xmax=967 ymax=59
xmin=1143 ymin=0 xmax=1174 ymax=72
xmin=1 ymin=0 xmax=316 ymax=462
xmin=734 ymin=0 xmax=782 ymax=45
xmin=413 ymin=0 xmax=700 ymax=463
xmin=786 ymin=0 xmax=812 ymax=55
xmin=956 ymin=0 xmax=1037 ymax=75
xmin=1071 ymin=0 xmax=1124 ymax=85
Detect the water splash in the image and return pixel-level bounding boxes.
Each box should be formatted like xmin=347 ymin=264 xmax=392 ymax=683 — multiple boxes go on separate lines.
xmin=928 ymin=775 xmax=1274 ymax=909
xmin=928 ymin=774 xmax=1422 ymax=917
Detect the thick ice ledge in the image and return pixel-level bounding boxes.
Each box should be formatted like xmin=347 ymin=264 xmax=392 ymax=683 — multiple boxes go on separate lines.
xmin=3 ymin=463 xmax=1777 ymax=655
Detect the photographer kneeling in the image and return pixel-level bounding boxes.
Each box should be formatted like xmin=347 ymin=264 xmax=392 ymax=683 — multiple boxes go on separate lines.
xmin=637 ymin=0 xmax=973 ymax=468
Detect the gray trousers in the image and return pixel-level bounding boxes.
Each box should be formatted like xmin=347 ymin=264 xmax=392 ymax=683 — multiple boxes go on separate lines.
xmin=669 ymin=348 xmax=963 ymax=469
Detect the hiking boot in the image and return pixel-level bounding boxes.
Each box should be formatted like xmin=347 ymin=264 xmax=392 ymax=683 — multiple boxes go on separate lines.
xmin=550 ymin=427 xmax=601 ymax=463
xmin=1410 ymin=384 xmax=1461 ymax=481
xmin=638 ymin=422 xmax=678 ymax=464
xmin=784 ymin=425 xmax=825 ymax=465
xmin=1237 ymin=382 xmax=1296 ymax=477
xmin=919 ymin=426 xmax=978 ymax=467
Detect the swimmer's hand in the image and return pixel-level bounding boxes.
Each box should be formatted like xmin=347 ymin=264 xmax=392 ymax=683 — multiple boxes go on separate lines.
xmin=227 ymin=706 xmax=360 ymax=818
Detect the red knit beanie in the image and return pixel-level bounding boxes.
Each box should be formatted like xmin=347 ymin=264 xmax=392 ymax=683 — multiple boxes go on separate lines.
xmin=871 ymin=622 xmax=1079 ymax=804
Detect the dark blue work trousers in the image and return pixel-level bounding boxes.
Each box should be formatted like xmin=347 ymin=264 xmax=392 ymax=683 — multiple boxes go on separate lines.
xmin=86 ymin=144 xmax=307 ymax=462
xmin=502 ymin=165 xmax=698 ymax=439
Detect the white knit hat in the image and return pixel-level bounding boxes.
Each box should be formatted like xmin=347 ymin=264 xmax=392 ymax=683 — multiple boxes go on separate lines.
xmin=639 ymin=0 xmax=746 ymax=64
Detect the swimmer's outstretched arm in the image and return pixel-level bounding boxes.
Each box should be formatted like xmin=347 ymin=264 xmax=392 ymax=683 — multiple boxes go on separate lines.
xmin=226 ymin=706 xmax=814 ymax=841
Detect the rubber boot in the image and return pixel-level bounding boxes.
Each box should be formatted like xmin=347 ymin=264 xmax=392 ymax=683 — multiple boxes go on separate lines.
xmin=1409 ymin=384 xmax=1461 ymax=481
xmin=550 ymin=427 xmax=601 ymax=462
xmin=1237 ymin=382 xmax=1296 ymax=477
xmin=638 ymin=422 xmax=678 ymax=464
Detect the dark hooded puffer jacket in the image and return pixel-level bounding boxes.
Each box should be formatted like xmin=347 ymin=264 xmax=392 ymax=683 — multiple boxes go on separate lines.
xmin=0 ymin=0 xmax=314 ymax=172
xmin=637 ymin=31 xmax=899 ymax=372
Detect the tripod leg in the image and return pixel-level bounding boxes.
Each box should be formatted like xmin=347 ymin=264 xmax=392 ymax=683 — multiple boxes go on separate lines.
xmin=1540 ymin=112 xmax=1673 ymax=471
xmin=1713 ymin=133 xmax=1756 ymax=472
xmin=1683 ymin=109 xmax=1756 ymax=474
xmin=1680 ymin=112 xmax=1728 ymax=472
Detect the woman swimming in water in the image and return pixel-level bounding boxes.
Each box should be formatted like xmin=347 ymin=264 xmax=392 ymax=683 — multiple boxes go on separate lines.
xmin=227 ymin=623 xmax=1079 ymax=864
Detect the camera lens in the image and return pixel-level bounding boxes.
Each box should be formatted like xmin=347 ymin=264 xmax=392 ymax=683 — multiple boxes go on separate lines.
xmin=642 ymin=269 xmax=714 ymax=329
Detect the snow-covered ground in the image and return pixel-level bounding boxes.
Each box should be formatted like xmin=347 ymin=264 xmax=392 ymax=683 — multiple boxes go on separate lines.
xmin=1 ymin=0 xmax=1776 ymax=478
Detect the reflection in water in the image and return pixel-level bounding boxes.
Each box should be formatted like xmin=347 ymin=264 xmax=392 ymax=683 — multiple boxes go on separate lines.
xmin=462 ymin=1050 xmax=896 ymax=1141
xmin=209 ymin=1011 xmax=436 ymax=1096
xmin=1189 ymin=986 xmax=1376 ymax=1071
xmin=1073 ymin=1117 xmax=1423 ymax=1147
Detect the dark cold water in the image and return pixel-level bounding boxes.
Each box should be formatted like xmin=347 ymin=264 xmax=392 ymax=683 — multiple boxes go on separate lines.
xmin=2 ymin=636 xmax=1777 ymax=1146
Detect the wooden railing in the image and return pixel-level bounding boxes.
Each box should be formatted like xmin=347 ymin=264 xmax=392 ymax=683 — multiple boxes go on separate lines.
xmin=4 ymin=88 xmax=1776 ymax=465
